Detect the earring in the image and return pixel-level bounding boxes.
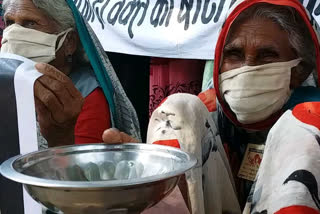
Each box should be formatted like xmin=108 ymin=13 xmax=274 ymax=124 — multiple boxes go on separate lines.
xmin=67 ymin=55 xmax=73 ymax=63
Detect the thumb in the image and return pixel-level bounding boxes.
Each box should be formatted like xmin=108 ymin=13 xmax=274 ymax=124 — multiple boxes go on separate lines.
xmin=102 ymin=128 xmax=122 ymax=144
xmin=120 ymin=132 xmax=139 ymax=143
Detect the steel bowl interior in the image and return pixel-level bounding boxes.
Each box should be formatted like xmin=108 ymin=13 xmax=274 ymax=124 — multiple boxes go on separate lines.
xmin=0 ymin=143 xmax=197 ymax=188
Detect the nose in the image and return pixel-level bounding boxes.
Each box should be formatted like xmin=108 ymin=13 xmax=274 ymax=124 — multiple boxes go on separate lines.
xmin=244 ymin=55 xmax=258 ymax=66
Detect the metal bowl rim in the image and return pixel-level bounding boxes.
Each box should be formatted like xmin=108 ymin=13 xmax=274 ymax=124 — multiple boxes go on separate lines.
xmin=0 ymin=143 xmax=197 ymax=189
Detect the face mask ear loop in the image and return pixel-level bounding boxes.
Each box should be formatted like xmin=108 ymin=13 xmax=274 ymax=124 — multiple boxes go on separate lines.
xmin=55 ymin=28 xmax=74 ymax=52
xmin=292 ymin=58 xmax=302 ymax=68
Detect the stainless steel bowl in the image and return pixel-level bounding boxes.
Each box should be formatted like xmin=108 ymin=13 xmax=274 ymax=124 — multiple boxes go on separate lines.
xmin=0 ymin=143 xmax=196 ymax=214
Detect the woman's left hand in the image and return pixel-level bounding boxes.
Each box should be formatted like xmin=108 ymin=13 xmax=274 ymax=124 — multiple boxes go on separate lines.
xmin=34 ymin=63 xmax=84 ymax=147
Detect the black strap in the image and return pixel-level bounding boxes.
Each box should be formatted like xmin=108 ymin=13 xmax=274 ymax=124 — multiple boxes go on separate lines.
xmin=0 ymin=58 xmax=24 ymax=214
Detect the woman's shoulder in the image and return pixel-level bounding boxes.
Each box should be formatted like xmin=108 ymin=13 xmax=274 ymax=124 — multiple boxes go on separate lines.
xmin=69 ymin=66 xmax=100 ymax=98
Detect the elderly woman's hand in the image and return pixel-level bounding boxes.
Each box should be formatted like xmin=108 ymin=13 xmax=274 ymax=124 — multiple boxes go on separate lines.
xmin=102 ymin=128 xmax=139 ymax=144
xmin=34 ymin=63 xmax=84 ymax=147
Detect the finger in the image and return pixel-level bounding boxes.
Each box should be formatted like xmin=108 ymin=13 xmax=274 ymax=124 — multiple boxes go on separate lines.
xmin=35 ymin=63 xmax=82 ymax=98
xmin=37 ymin=75 xmax=76 ymax=106
xmin=34 ymin=97 xmax=53 ymax=132
xmin=35 ymin=97 xmax=76 ymax=147
xmin=35 ymin=63 xmax=70 ymax=82
xmin=34 ymin=80 xmax=63 ymax=115
xmin=120 ymin=132 xmax=139 ymax=143
xmin=35 ymin=97 xmax=47 ymax=119
xmin=102 ymin=128 xmax=122 ymax=144
xmin=37 ymin=75 xmax=84 ymax=122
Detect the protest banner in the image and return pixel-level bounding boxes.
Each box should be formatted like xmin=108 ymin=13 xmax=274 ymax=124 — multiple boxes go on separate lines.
xmin=74 ymin=0 xmax=320 ymax=59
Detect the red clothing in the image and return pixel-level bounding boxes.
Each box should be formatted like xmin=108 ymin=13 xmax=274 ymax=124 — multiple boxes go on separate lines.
xmin=74 ymin=88 xmax=111 ymax=144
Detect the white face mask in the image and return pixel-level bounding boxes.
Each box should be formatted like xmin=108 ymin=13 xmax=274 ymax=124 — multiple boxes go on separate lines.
xmin=219 ymin=59 xmax=301 ymax=124
xmin=1 ymin=24 xmax=73 ymax=63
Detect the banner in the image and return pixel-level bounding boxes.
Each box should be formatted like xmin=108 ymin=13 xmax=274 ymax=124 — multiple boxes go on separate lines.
xmin=74 ymin=0 xmax=320 ymax=60
xmin=74 ymin=0 xmax=233 ymax=59
xmin=0 ymin=53 xmax=42 ymax=214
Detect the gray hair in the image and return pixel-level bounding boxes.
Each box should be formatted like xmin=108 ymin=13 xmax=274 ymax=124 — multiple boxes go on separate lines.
xmin=229 ymin=3 xmax=316 ymax=76
xmin=3 ymin=0 xmax=75 ymax=31
xmin=32 ymin=0 xmax=75 ymax=31
xmin=3 ymin=0 xmax=89 ymax=65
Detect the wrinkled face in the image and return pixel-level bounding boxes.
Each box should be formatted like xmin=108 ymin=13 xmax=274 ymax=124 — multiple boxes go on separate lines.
xmin=3 ymin=0 xmax=78 ymax=74
xmin=4 ymin=0 xmax=60 ymax=34
xmin=221 ymin=18 xmax=297 ymax=73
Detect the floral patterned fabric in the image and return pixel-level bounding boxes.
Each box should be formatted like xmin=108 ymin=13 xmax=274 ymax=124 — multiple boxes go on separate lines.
xmin=149 ymin=58 xmax=204 ymax=117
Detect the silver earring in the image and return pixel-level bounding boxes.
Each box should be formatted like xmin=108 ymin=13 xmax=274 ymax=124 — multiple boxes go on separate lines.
xmin=67 ymin=55 xmax=72 ymax=63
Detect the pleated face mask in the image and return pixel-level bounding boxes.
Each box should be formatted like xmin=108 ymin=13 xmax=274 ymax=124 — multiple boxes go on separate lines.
xmin=1 ymin=24 xmax=73 ymax=63
xmin=219 ymin=58 xmax=301 ymax=124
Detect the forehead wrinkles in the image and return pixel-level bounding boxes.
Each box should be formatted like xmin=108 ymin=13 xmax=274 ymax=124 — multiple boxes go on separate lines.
xmin=5 ymin=0 xmax=35 ymax=14
xmin=224 ymin=18 xmax=287 ymax=52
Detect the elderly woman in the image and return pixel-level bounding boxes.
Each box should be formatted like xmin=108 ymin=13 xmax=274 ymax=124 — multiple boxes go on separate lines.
xmin=213 ymin=0 xmax=318 ymax=207
xmin=1 ymin=0 xmax=140 ymax=148
xmin=214 ymin=0 xmax=319 ymax=206
xmin=104 ymin=0 xmax=320 ymax=213
xmin=0 ymin=0 xmax=141 ymax=213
